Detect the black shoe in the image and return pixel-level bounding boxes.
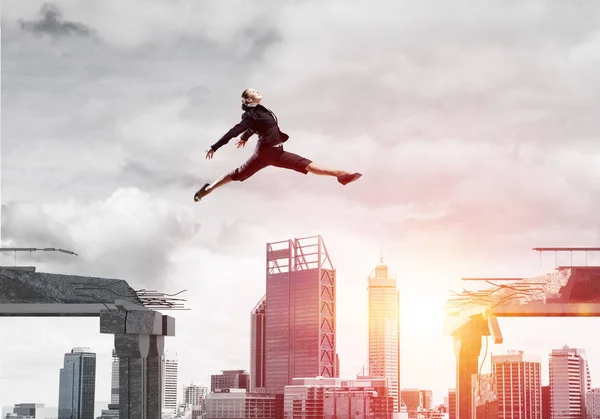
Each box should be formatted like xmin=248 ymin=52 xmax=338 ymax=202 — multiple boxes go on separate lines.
xmin=337 ymin=173 xmax=362 ymax=185
xmin=194 ymin=183 xmax=210 ymax=202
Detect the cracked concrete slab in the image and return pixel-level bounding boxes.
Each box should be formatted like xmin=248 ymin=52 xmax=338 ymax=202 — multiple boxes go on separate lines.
xmin=0 ymin=268 xmax=143 ymax=305
xmin=446 ymin=267 xmax=600 ymax=333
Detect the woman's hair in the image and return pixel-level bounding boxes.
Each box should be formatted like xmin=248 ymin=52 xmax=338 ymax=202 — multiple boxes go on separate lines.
xmin=241 ymin=89 xmax=251 ymax=111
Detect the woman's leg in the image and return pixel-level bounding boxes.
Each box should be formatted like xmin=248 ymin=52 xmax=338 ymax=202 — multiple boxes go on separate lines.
xmin=194 ymin=152 xmax=269 ymax=202
xmin=272 ymin=149 xmax=362 ymax=185
xmin=306 ymin=163 xmax=362 ymax=185
xmin=194 ymin=173 xmax=234 ymax=202
xmin=305 ymin=162 xmax=349 ymax=177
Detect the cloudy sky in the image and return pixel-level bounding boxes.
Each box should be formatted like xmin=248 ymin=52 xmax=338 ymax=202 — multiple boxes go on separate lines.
xmin=2 ymin=0 xmax=600 ymax=410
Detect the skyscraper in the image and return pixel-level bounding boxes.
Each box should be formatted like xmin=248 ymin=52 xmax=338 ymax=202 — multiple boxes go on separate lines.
xmin=162 ymin=354 xmax=179 ymax=416
xmin=492 ymin=350 xmax=542 ymax=419
xmin=110 ymin=349 xmax=119 ymax=405
xmin=368 ymin=258 xmax=400 ymax=412
xmin=58 ymin=347 xmax=96 ymax=419
xmin=549 ymin=346 xmax=592 ymax=419
xmin=250 ymin=296 xmax=266 ymax=392
xmin=264 ymin=235 xmax=337 ymax=394
xmin=98 ymin=349 xmax=120 ymax=419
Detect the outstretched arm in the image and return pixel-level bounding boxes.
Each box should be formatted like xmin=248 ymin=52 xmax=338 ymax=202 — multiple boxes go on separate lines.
xmin=210 ymin=113 xmax=253 ymax=152
xmin=240 ymin=129 xmax=255 ymax=142
xmin=234 ymin=129 xmax=255 ymax=148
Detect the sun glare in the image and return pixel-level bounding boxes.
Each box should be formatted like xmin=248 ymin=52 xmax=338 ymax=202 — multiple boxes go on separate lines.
xmin=400 ymin=287 xmax=448 ymax=333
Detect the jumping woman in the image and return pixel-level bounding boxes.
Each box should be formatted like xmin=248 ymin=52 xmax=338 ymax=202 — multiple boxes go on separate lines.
xmin=193 ymin=88 xmax=362 ymax=202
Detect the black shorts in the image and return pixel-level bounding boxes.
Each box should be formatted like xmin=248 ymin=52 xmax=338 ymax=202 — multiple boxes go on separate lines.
xmin=230 ymin=145 xmax=313 ymax=182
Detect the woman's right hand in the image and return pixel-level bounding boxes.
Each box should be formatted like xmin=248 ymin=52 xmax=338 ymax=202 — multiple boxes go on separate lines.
xmin=205 ymin=148 xmax=215 ymax=160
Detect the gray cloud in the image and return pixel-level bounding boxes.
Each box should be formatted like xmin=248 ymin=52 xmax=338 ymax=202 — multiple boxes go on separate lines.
xmin=233 ymin=25 xmax=283 ymax=61
xmin=1 ymin=202 xmax=77 ymax=252
xmin=1 ymin=189 xmax=200 ymax=290
xmin=18 ymin=3 xmax=93 ymax=37
xmin=118 ymin=159 xmax=201 ymax=192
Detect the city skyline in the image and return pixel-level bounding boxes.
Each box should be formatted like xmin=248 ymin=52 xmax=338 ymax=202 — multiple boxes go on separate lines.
xmin=0 ymin=332 xmax=598 ymax=417
xmin=2 ymin=0 xmax=600 ymax=412
xmin=1 ymin=249 xmax=598 ymax=411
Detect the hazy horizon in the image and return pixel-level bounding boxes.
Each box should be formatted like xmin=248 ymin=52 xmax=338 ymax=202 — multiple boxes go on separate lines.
xmin=2 ymin=401 xmax=111 ymax=419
